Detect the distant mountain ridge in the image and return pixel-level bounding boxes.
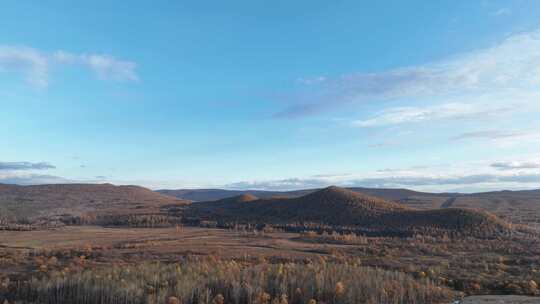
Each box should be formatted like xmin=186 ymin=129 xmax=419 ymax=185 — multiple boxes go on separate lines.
xmin=157 ymin=187 xmax=452 ymax=207
xmin=2 ymin=182 xmax=537 ymax=231
xmin=184 ymin=186 xmax=510 ymax=236
xmin=159 ymin=187 xmax=540 ymax=224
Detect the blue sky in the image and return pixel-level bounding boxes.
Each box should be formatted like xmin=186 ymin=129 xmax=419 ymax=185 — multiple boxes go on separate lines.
xmin=2 ymin=0 xmax=540 ymax=192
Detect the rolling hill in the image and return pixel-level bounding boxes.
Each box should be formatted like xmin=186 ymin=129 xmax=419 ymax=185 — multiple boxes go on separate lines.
xmin=185 ymin=186 xmax=510 ymax=236
xmin=159 ymin=187 xmax=540 ymax=224
xmin=442 ymin=189 xmax=540 ymax=224
xmin=157 ymin=187 xmax=451 ymax=209
xmin=0 ymin=183 xmax=520 ymax=236
xmin=158 ymin=188 xmax=313 ymax=202
xmin=0 ymin=183 xmax=188 ymax=224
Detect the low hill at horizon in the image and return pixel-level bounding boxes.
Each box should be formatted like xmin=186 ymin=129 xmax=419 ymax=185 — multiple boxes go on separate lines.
xmin=0 ymin=182 xmax=533 ymax=233
xmin=185 ymin=186 xmax=511 ymax=237
xmin=0 ymin=183 xmax=188 ymax=225
xmin=159 ymin=187 xmax=540 ymax=224
xmin=157 ymin=187 xmax=452 ymax=209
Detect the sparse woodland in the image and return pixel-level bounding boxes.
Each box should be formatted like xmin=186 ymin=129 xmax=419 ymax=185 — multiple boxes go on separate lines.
xmin=8 ymin=258 xmax=455 ymax=304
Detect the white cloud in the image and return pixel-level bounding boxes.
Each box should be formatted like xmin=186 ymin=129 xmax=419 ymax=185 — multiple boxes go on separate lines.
xmin=491 ymin=161 xmax=540 ymax=170
xmin=277 ymin=29 xmax=540 ymax=117
xmin=0 ymin=161 xmax=63 ymax=186
xmin=353 ymin=102 xmax=510 ymax=127
xmin=225 ymin=165 xmax=540 ymax=192
xmin=225 ymin=173 xmax=540 ymax=192
xmin=0 ymin=45 xmax=138 ymax=87
xmin=451 ymin=130 xmax=522 ymax=140
xmin=368 ymin=141 xmax=399 ymax=148
xmin=224 ymin=155 xmax=540 ymax=192
xmin=354 ymin=88 xmax=540 ymax=127
xmin=297 ymin=76 xmax=327 ymax=85
xmin=0 ymin=160 xmax=63 ymax=185
xmin=53 ymin=51 xmax=138 ymax=82
xmin=451 ymin=130 xmax=540 ymax=147
xmin=0 ymin=45 xmax=48 ymax=87
xmin=0 ymin=161 xmax=55 ymax=171
xmin=0 ymin=174 xmax=70 ymax=185
xmin=492 ymin=8 xmax=511 ymax=16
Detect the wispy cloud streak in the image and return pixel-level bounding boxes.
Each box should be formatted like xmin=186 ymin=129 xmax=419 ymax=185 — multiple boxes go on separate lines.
xmin=226 ymin=173 xmax=540 ymax=191
xmin=491 ymin=161 xmax=540 ymax=170
xmin=0 ymin=45 xmax=138 ymax=87
xmin=276 ymin=29 xmax=540 ymax=118
xmin=0 ymin=161 xmax=55 ymax=171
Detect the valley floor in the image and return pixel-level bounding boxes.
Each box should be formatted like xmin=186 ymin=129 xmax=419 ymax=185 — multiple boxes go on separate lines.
xmin=2 ymin=225 xmax=540 ymax=302
xmin=0 ymin=226 xmax=342 ymax=260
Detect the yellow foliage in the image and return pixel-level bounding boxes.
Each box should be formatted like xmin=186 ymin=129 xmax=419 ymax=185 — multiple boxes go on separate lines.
xmin=167 ymin=296 xmax=181 ymax=304
xmin=256 ymin=291 xmax=271 ymax=304
xmin=335 ymin=281 xmax=345 ymax=296
xmin=212 ymin=294 xmax=224 ymax=304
